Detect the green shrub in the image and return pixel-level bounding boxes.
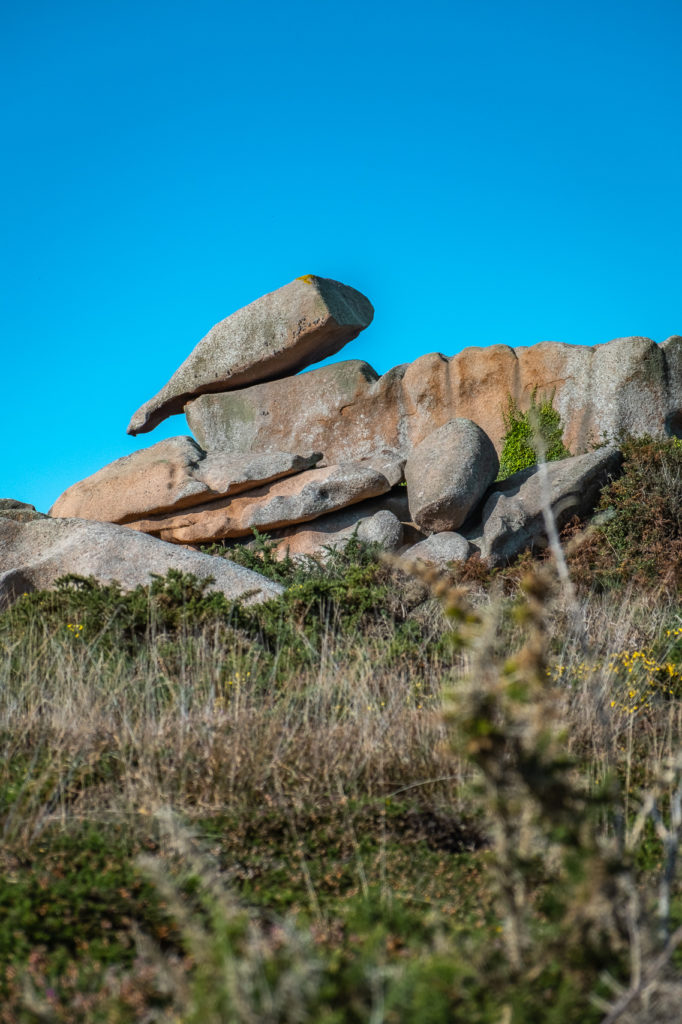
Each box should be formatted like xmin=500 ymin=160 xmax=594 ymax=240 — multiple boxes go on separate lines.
xmin=0 ymin=539 xmax=438 ymax=685
xmin=497 ymin=388 xmax=570 ymax=480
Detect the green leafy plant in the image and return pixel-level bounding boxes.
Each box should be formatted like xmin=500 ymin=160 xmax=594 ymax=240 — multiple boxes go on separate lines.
xmin=497 ymin=388 xmax=571 ymax=480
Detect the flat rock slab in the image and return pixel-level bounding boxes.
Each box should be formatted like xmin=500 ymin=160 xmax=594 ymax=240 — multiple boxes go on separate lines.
xmin=0 ymin=516 xmax=283 ymax=610
xmin=473 ymin=447 xmax=623 ymax=567
xmin=269 ymin=507 xmax=404 ymax=560
xmin=186 ymin=337 xmax=682 ymax=463
xmin=49 ymin=438 xmax=321 ymax=524
xmin=402 ymin=532 xmax=471 ymax=568
xmin=405 ymin=418 xmax=499 ymax=533
xmin=246 ymin=492 xmax=412 ymax=560
xmin=128 ymin=276 xmax=374 ymax=435
xmin=125 ymin=463 xmax=394 ymax=545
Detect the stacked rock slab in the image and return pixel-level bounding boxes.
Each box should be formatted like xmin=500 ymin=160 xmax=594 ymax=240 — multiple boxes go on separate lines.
xmin=186 ymin=359 xmax=398 ymax=464
xmin=187 ymin=336 xmax=682 ymax=463
xmin=257 ymin=493 xmax=414 ymax=561
xmin=51 ymin=276 xmax=414 ymax=560
xmin=50 ymin=438 xmax=323 ymax=523
xmin=123 ymin=463 xmax=396 ymax=545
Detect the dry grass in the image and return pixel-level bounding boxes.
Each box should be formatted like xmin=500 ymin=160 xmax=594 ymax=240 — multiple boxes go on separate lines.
xmin=2 ymin=568 xmax=680 ymax=846
xmin=0 ymin=614 xmax=464 ymax=848
xmin=2 ymin=536 xmax=682 ymax=1020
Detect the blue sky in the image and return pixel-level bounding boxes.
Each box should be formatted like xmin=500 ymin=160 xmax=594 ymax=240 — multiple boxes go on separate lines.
xmin=3 ymin=0 xmax=681 ymax=512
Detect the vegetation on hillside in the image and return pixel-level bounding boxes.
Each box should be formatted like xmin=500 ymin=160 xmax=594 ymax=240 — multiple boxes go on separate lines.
xmin=1 ymin=438 xmax=682 ymax=1021
xmin=567 ymin=435 xmax=682 ymax=591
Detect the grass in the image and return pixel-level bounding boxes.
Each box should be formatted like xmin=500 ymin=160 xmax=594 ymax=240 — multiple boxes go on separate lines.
xmin=2 ymin=439 xmax=682 ymax=1021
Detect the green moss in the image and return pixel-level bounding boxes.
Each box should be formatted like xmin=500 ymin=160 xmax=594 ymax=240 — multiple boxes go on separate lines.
xmin=497 ymin=388 xmax=570 ymax=480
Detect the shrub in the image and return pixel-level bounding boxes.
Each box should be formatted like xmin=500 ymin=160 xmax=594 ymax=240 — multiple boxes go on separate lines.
xmin=497 ymin=388 xmax=570 ymax=480
xmin=567 ymin=436 xmax=682 ymax=592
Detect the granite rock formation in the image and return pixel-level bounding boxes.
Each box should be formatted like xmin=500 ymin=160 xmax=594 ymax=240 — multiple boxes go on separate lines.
xmin=43 ymin=275 xmax=677 ymax=576
xmin=466 ymin=447 xmax=624 ymax=567
xmin=257 ymin=493 xmax=413 ymax=560
xmin=123 ymin=462 xmax=394 ymax=545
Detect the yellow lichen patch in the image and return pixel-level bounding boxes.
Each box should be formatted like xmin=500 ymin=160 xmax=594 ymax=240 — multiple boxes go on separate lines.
xmin=296 ymin=274 xmax=317 ymax=284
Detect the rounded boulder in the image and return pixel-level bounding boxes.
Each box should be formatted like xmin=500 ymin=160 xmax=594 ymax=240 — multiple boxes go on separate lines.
xmin=405 ymin=418 xmax=499 ymax=533
xmin=404 ymin=531 xmax=471 ymax=567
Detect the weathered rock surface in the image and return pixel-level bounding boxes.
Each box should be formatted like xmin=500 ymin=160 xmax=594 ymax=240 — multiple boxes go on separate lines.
xmin=469 ymin=447 xmax=623 ymax=567
xmin=125 ymin=463 xmax=393 ymax=545
xmin=405 ymin=419 xmax=499 ymax=533
xmin=128 ymin=276 xmax=374 ymax=435
xmin=274 ymin=509 xmax=403 ymax=561
xmin=403 ymin=532 xmax=471 ymax=567
xmin=0 ymin=499 xmax=36 ymax=511
xmin=406 ymin=336 xmax=682 ymax=453
xmin=357 ymin=451 xmax=406 ymax=487
xmin=186 ymin=360 xmax=392 ymax=462
xmin=662 ymin=336 xmax=682 ymax=437
xmin=49 ymin=438 xmax=321 ymax=524
xmin=253 ymin=492 xmax=412 ymax=559
xmin=186 ymin=337 xmax=682 ymax=463
xmin=0 ymin=516 xmax=283 ymax=609
xmin=0 ymin=499 xmax=45 ymax=523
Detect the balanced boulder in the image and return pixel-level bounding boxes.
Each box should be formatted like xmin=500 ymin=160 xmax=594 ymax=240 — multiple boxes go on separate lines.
xmin=405 ymin=419 xmax=499 ymax=533
xmin=50 ymin=437 xmax=321 ymax=524
xmin=125 ymin=463 xmax=394 ymax=545
xmin=127 ymin=276 xmax=374 ymax=435
xmin=0 ymin=516 xmax=283 ymax=609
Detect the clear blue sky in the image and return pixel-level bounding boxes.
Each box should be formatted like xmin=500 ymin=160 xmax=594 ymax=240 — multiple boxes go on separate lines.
xmin=3 ymin=0 xmax=681 ymax=512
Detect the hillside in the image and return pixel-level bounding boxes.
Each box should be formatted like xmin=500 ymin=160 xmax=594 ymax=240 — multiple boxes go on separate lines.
xmin=1 ymin=436 xmax=682 ymax=1022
